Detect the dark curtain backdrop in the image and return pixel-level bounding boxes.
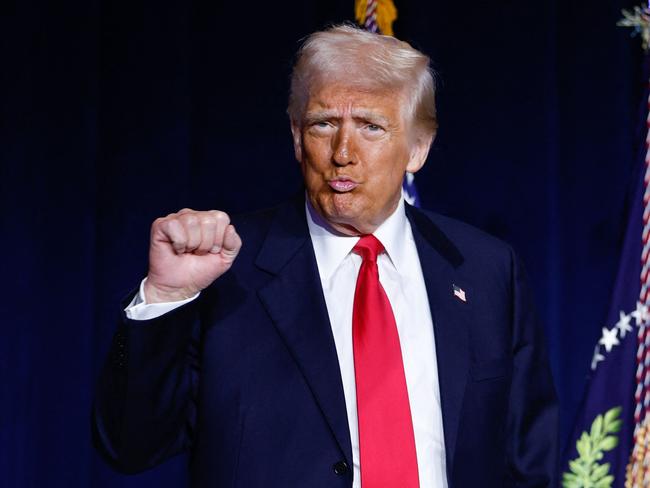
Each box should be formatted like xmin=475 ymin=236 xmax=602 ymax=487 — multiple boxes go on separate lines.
xmin=1 ymin=0 xmax=644 ymax=486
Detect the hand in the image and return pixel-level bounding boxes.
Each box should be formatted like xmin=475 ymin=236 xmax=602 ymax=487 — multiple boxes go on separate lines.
xmin=144 ymin=208 xmax=242 ymax=303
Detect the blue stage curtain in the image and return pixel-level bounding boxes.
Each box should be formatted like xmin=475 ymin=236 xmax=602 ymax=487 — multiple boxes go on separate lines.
xmin=1 ymin=0 xmax=642 ymax=485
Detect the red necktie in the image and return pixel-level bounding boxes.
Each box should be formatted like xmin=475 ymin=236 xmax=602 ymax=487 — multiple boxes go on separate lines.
xmin=352 ymin=235 xmax=420 ymax=488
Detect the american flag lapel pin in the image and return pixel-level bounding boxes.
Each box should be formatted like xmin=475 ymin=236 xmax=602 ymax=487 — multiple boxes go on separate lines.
xmin=452 ymin=284 xmax=467 ymax=303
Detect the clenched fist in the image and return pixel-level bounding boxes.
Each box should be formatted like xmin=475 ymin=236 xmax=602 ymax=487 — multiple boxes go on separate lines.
xmin=144 ymin=208 xmax=242 ymax=303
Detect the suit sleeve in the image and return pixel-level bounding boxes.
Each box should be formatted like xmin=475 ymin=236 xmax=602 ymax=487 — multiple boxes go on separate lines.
xmin=505 ymin=250 xmax=559 ymax=487
xmin=92 ymin=291 xmax=201 ymax=474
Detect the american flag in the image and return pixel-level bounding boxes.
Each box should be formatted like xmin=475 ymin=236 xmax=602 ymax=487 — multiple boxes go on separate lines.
xmin=562 ymin=87 xmax=650 ymax=488
xmin=452 ymin=284 xmax=466 ymax=303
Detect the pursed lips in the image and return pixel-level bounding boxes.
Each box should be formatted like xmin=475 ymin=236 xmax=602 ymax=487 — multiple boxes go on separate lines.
xmin=328 ymin=176 xmax=358 ymax=192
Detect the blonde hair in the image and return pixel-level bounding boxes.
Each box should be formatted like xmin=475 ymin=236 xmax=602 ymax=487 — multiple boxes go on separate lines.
xmin=288 ymin=24 xmax=437 ymax=136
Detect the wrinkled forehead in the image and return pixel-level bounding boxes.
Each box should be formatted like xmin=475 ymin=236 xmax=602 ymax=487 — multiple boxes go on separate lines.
xmin=301 ymin=80 xmax=410 ymax=123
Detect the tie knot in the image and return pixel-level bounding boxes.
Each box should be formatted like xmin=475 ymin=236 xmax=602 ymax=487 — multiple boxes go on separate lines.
xmin=353 ymin=234 xmax=385 ymax=262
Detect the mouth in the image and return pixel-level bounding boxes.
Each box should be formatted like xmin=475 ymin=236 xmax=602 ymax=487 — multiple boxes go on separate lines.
xmin=328 ymin=177 xmax=358 ymax=193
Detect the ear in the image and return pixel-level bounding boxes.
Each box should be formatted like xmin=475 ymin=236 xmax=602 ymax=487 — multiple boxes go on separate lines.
xmin=405 ymin=131 xmax=435 ymax=173
xmin=290 ymin=120 xmax=303 ymax=162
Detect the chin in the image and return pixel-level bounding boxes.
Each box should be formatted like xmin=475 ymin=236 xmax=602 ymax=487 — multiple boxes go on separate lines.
xmin=327 ymin=210 xmax=374 ymax=236
xmin=310 ymin=192 xmax=372 ymax=234
xmin=331 ymin=191 xmax=366 ymax=213
xmin=326 ymin=194 xmax=363 ymax=219
xmin=317 ymin=207 xmax=363 ymax=235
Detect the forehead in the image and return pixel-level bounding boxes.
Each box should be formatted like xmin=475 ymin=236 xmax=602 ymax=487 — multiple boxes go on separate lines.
xmin=304 ymin=83 xmax=406 ymax=119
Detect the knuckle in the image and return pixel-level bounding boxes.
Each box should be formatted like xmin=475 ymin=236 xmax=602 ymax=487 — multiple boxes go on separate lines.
xmin=157 ymin=218 xmax=175 ymax=235
xmin=214 ymin=211 xmax=230 ymax=225
xmin=182 ymin=214 xmax=199 ymax=226
xmin=152 ymin=217 xmax=166 ymax=228
xmin=200 ymin=215 xmax=217 ymax=227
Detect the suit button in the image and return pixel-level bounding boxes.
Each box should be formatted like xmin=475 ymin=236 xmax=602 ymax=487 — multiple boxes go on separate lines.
xmin=333 ymin=461 xmax=349 ymax=475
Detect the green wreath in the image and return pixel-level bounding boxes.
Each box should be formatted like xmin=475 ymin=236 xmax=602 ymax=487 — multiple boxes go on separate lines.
xmin=562 ymin=406 xmax=622 ymax=488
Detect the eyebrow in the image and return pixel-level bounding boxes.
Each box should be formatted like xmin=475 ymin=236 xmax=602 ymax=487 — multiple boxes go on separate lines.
xmin=303 ymin=109 xmax=391 ymax=127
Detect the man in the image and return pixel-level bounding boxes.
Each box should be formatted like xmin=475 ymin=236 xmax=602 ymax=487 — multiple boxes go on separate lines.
xmin=93 ymin=25 xmax=558 ymax=487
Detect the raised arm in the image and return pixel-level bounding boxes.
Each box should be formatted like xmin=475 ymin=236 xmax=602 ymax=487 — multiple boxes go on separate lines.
xmin=92 ymin=209 xmax=241 ymax=473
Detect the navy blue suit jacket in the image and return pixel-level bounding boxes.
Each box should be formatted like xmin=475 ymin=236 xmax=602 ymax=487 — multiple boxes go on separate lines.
xmin=93 ymin=197 xmax=558 ymax=487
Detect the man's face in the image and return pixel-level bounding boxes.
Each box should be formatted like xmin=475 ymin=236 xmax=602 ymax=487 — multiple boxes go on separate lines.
xmin=292 ymin=83 xmax=430 ymax=236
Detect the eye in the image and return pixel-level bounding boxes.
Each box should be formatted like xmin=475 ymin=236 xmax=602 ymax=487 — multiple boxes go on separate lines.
xmin=362 ymin=123 xmax=385 ymax=136
xmin=309 ymin=120 xmax=333 ymax=132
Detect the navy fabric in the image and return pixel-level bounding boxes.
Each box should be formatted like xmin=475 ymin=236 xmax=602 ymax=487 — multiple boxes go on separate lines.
xmin=92 ymin=198 xmax=558 ymax=486
xmin=561 ymin=160 xmax=644 ymax=484
xmin=1 ymin=0 xmax=643 ymax=486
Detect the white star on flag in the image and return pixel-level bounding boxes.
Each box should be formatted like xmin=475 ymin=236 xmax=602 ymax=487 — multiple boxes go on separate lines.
xmin=615 ymin=310 xmax=633 ymax=338
xmin=591 ymin=345 xmax=605 ymax=370
xmin=599 ymin=326 xmax=620 ymax=352
xmin=631 ymin=301 xmax=649 ymax=326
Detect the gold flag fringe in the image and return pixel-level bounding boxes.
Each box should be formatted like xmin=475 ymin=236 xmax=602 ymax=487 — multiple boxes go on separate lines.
xmin=354 ymin=0 xmax=398 ymax=36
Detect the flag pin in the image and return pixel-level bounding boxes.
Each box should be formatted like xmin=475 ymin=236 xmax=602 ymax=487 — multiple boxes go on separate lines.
xmin=453 ymin=284 xmax=467 ymax=302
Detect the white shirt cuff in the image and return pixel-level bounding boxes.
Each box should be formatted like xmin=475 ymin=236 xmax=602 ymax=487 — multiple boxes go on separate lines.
xmin=124 ymin=278 xmax=200 ymax=321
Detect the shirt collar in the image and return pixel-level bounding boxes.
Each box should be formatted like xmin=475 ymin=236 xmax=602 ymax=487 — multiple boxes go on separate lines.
xmin=305 ymin=197 xmax=411 ymax=281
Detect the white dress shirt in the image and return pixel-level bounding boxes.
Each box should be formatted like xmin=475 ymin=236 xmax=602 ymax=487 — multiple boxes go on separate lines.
xmin=126 ymin=198 xmax=448 ymax=488
xmin=306 ymin=198 xmax=447 ymax=488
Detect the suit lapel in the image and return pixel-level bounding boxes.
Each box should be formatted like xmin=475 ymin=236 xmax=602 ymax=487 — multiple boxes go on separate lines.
xmin=255 ymin=198 xmax=353 ymax=466
xmin=253 ymin=200 xmax=472 ymax=475
xmin=406 ymin=205 xmax=471 ymax=477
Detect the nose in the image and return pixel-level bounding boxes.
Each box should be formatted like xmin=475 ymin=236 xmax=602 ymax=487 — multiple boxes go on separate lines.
xmin=332 ymin=125 xmax=355 ymax=166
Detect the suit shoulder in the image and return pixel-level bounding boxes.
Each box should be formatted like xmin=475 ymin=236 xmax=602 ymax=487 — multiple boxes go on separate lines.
xmin=231 ymin=205 xmax=278 ymax=238
xmin=228 ymin=204 xmax=284 ymax=264
xmin=228 ymin=197 xmax=307 ymax=268
xmin=413 ymin=207 xmax=515 ymax=267
xmin=423 ymin=210 xmax=511 ymax=248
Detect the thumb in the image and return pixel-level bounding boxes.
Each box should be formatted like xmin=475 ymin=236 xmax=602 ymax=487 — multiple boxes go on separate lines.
xmin=220 ymin=224 xmax=242 ymax=260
